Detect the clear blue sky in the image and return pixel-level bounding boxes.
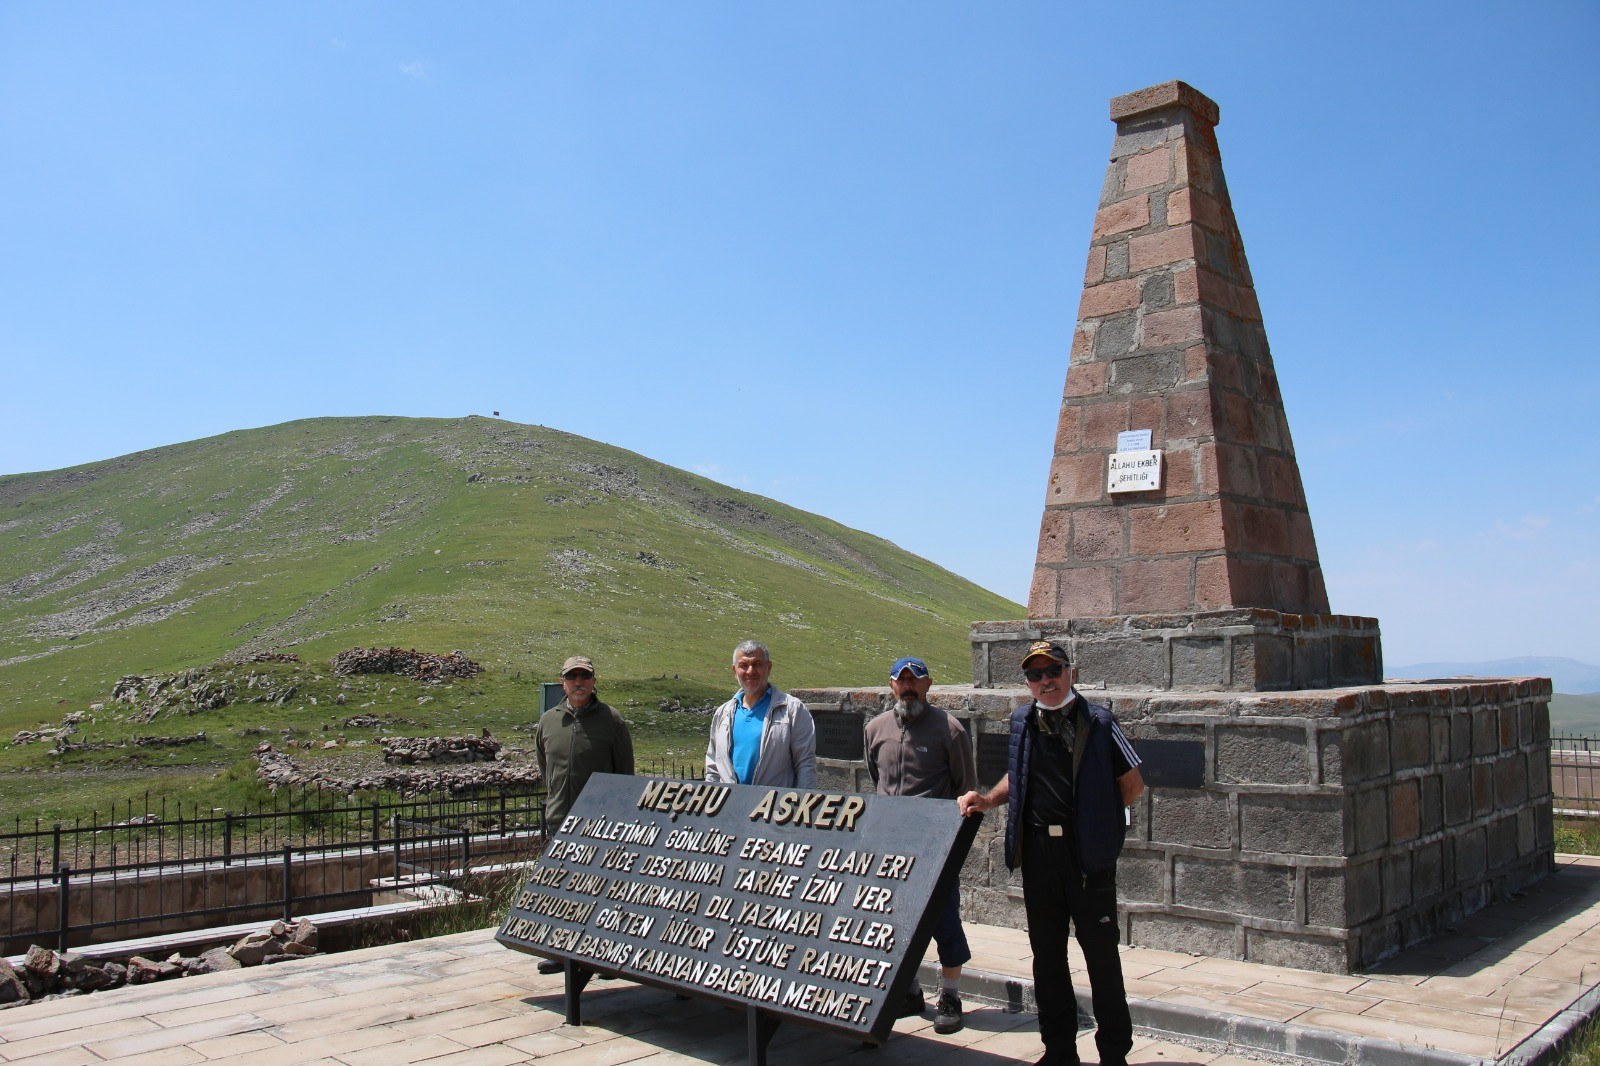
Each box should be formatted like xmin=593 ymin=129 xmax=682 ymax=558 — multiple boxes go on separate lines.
xmin=2 ymin=3 xmax=1596 ymax=667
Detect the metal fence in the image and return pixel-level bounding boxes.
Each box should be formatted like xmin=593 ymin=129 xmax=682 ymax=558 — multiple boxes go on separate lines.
xmin=0 ymin=757 xmax=703 ymax=956
xmin=1 ymin=785 xmax=546 ymax=955
xmin=1552 ymin=736 xmax=1600 ymax=817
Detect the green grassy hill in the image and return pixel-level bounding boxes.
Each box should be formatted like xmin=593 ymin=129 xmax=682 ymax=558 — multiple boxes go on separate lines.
xmin=0 ymin=416 xmax=1019 ymax=820
xmin=1551 ymin=693 xmax=1600 ymax=736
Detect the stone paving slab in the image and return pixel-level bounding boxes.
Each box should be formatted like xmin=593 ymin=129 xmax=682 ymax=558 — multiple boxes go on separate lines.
xmin=5 ymin=855 xmax=1600 ymax=1065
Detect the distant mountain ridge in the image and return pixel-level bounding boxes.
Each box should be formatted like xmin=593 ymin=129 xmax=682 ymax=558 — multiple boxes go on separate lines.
xmin=0 ymin=416 xmax=1020 ymax=728
xmin=1389 ymin=657 xmax=1600 ymax=696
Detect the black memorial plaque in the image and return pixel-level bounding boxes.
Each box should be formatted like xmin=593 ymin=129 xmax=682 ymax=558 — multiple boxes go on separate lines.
xmin=497 ymin=773 xmax=980 ymax=1047
xmin=975 ymin=732 xmax=1010 ymax=789
xmin=1134 ymin=738 xmax=1205 ymax=790
xmin=811 ymin=710 xmax=864 ymax=761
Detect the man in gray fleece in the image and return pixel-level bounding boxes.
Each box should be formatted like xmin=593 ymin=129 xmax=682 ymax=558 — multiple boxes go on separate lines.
xmin=864 ymin=655 xmax=976 ymax=1034
xmin=703 ymin=640 xmax=817 ymax=788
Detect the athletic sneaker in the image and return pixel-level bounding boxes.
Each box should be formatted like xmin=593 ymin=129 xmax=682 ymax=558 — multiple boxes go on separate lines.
xmin=897 ymin=986 xmax=926 ymax=1018
xmin=933 ymin=990 xmax=964 ymax=1034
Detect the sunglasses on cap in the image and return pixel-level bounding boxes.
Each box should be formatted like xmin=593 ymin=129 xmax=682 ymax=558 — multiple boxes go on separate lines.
xmin=1023 ymin=663 xmax=1066 ymax=683
xmin=562 ymin=670 xmax=593 ymax=681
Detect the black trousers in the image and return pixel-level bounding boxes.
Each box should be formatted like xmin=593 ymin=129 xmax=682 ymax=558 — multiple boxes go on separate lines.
xmin=1020 ymin=827 xmax=1132 ymax=1063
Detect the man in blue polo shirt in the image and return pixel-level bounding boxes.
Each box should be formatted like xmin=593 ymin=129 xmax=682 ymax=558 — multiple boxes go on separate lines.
xmin=959 ymin=640 xmax=1144 ymax=1066
xmin=704 ymin=640 xmax=817 ymax=788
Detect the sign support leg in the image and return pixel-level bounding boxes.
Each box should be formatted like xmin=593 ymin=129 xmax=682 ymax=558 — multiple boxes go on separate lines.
xmin=562 ymin=964 xmax=594 ymax=1025
xmin=746 ymin=1007 xmax=779 ymax=1066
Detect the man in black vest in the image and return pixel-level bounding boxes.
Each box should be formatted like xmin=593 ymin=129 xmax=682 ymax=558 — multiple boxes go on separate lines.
xmin=958 ymin=641 xmax=1144 ymax=1066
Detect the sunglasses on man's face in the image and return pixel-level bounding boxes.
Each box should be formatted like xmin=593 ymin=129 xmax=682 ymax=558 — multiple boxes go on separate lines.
xmin=1023 ymin=663 xmax=1066 ymax=683
xmin=563 ymin=671 xmax=593 ymax=681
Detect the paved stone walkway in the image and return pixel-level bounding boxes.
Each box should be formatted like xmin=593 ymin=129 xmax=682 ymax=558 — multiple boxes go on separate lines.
xmin=3 ymin=855 xmax=1599 ymax=1065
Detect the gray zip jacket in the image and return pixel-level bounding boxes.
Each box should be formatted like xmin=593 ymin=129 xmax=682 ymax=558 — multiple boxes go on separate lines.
xmin=703 ymin=687 xmax=818 ymax=789
xmin=864 ymin=703 xmax=976 ymax=800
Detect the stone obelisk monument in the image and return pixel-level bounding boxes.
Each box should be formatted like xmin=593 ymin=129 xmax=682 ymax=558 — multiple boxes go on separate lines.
xmin=802 ymin=81 xmax=1553 ymax=974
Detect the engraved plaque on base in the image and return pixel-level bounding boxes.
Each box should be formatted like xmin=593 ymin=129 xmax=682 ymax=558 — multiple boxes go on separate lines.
xmin=976 ymin=733 xmax=1010 ymax=789
xmin=1134 ymin=738 xmax=1205 ymax=790
xmin=812 ymin=709 xmax=865 ymax=761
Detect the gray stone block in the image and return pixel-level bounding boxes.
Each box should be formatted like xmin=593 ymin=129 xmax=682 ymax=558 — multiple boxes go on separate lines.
xmin=1450 ymin=713 xmax=1471 ymax=763
xmin=1529 ymin=753 xmax=1550 ymax=800
xmin=1353 ymin=787 xmax=1388 ymax=854
xmin=1488 ymin=815 xmax=1517 ymax=870
xmin=1118 ymin=850 xmax=1166 ymax=904
xmin=1106 ymin=240 xmax=1130 ymax=279
xmin=1239 ymin=793 xmax=1345 ymax=857
xmin=1076 ymin=637 xmax=1167 ymax=691
xmin=1495 ymin=753 xmax=1528 ymax=808
xmin=1420 ymin=774 xmax=1442 ymax=835
xmin=1455 ymin=827 xmax=1487 ymax=882
xmin=1174 ymin=857 xmax=1294 ymax=921
xmin=1343 ymin=720 xmax=1390 ymax=783
xmin=1318 ymin=729 xmax=1344 ymax=785
xmin=1292 ymin=637 xmax=1330 ymax=689
xmin=1093 ymin=311 xmax=1139 ymax=359
xmin=1412 ymin=840 xmax=1443 ymax=900
xmin=1130 ymin=911 xmax=1236 ymax=958
xmin=1235 ymin=634 xmax=1294 ymax=691
xmin=1443 ymin=766 xmax=1471 ymax=826
xmin=1347 ymin=859 xmax=1382 ymax=924
xmin=1517 ymin=808 xmax=1535 ymax=858
xmin=1381 ymin=852 xmax=1413 ymax=911
xmin=1243 ymin=927 xmax=1349 ymax=974
xmin=1151 ymin=790 xmax=1232 ymax=850
xmin=1390 ymin=713 xmax=1430 ymax=771
xmin=1472 ymin=762 xmax=1494 ymax=818
xmin=1170 ymin=637 xmax=1226 ymax=689
xmin=1215 ymin=725 xmax=1310 ymax=785
xmin=1111 ymin=351 xmax=1185 ymax=392
xmin=1307 ymin=866 xmax=1346 ymax=927
xmin=1472 ymin=707 xmax=1497 ymax=757
xmin=1430 ymin=716 xmax=1450 ymax=765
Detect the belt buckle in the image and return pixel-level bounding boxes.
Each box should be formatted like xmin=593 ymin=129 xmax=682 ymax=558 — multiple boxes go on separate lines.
xmin=1048 ymin=825 xmax=1063 ymax=837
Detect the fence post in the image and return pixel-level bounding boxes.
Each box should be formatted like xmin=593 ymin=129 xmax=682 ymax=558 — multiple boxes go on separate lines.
xmin=223 ymin=814 xmax=233 ymax=867
xmin=282 ymin=844 xmax=293 ymax=923
xmin=57 ymin=865 xmax=71 ymax=953
xmin=371 ymin=801 xmax=380 ymax=852
xmin=460 ymin=828 xmax=470 ymax=877
xmin=392 ymin=816 xmax=401 ymax=884
xmin=51 ymin=824 xmax=62 ymax=883
xmin=499 ymin=791 xmax=507 ymax=837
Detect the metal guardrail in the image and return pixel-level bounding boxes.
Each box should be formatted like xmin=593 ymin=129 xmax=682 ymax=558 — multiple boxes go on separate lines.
xmin=0 ymin=758 xmax=701 ymax=954
xmin=1552 ymin=736 xmax=1600 ymax=817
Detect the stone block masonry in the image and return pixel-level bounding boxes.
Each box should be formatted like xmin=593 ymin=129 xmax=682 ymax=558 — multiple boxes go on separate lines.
xmin=794 ymin=678 xmax=1555 ymax=974
xmin=1031 ymin=80 xmax=1329 ymax=620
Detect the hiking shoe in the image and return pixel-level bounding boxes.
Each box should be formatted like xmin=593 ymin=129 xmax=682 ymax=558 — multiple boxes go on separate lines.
xmin=933 ymin=989 xmax=963 ymax=1034
xmin=897 ymin=986 xmax=926 ymax=1018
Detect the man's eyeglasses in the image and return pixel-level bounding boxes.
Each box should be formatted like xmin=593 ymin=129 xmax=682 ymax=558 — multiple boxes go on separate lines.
xmin=1023 ymin=663 xmax=1066 ymax=683
xmin=563 ymin=670 xmax=594 ymax=681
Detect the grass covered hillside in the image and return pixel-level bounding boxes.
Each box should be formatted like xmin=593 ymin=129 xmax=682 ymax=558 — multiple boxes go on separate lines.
xmin=0 ymin=416 xmax=1020 ymax=819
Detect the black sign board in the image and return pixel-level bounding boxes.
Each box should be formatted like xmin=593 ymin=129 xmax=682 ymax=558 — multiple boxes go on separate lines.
xmin=811 ymin=710 xmax=865 ymax=761
xmin=1134 ymin=738 xmax=1205 ymax=790
xmin=975 ymin=732 xmax=1010 ymax=789
xmin=497 ymin=774 xmax=980 ymax=1049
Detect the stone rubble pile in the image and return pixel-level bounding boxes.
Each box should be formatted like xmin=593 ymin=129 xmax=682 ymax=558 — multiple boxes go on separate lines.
xmin=382 ymin=734 xmax=501 ymax=765
xmin=330 ymin=647 xmax=481 ymax=682
xmin=0 ymin=919 xmax=319 ymax=1009
xmin=254 ymin=745 xmax=540 ymax=796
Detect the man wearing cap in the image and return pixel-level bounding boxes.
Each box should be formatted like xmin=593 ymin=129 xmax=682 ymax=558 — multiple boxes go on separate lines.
xmin=864 ymin=656 xmax=976 ymax=1034
xmin=958 ymin=641 xmax=1144 ymax=1066
xmin=704 ymin=640 xmax=817 ymax=788
xmin=536 ymin=655 xmax=635 ymax=828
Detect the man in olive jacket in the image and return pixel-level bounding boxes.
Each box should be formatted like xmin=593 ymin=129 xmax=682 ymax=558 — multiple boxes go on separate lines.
xmin=536 ymin=654 xmax=634 ymax=827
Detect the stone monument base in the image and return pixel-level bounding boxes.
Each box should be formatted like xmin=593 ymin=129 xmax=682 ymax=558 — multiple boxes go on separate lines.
xmin=970 ymin=611 xmax=1382 ymax=692
xmin=793 ymin=675 xmax=1554 ymax=974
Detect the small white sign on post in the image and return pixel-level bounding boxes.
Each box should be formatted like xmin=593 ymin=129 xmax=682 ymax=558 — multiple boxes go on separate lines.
xmin=1108 ymin=449 xmax=1162 ymax=493
xmin=1116 ymin=429 xmax=1153 ymax=453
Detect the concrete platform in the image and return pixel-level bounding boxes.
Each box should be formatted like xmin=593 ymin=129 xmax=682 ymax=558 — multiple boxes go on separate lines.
xmin=5 ymin=855 xmax=1600 ymax=1066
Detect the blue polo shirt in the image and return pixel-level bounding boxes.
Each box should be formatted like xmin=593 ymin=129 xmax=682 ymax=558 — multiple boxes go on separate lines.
xmin=730 ymin=686 xmax=772 ymax=785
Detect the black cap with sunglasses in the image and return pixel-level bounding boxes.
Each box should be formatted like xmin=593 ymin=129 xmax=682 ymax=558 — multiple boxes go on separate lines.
xmin=1020 ymin=640 xmax=1069 ymax=683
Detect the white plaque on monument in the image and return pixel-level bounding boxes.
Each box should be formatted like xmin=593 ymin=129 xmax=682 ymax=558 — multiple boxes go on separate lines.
xmin=1108 ymin=449 xmax=1162 ymax=493
xmin=1117 ymin=429 xmax=1153 ymax=452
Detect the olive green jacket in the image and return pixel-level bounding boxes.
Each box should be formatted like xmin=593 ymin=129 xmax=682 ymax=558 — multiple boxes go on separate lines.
xmin=535 ymin=696 xmax=634 ymax=826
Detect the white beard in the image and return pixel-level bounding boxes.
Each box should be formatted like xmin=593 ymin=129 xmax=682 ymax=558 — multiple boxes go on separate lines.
xmin=893 ymin=697 xmax=925 ymax=723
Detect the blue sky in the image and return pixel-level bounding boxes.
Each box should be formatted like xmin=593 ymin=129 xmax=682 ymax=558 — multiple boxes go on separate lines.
xmin=2 ymin=3 xmax=1596 ymax=667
